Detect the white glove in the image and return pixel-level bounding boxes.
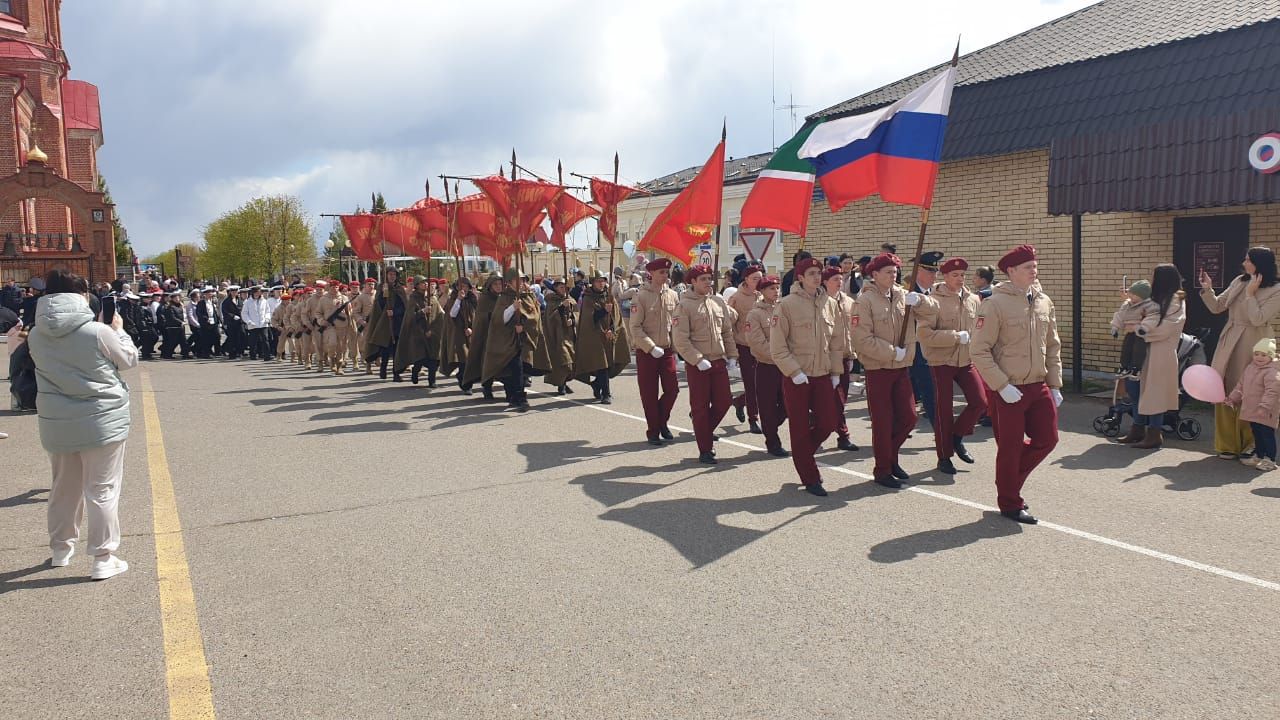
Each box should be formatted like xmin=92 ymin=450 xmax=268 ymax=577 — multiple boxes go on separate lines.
xmin=502 ymin=304 xmax=516 ymax=323
xmin=696 ymin=359 xmax=712 ymax=372
xmin=791 ymin=371 xmax=809 ymax=385
xmin=905 ymin=292 xmax=922 ymax=307
xmin=726 ymin=358 xmax=739 ymax=371
xmin=1051 ymin=388 xmax=1063 ymax=408
xmin=893 ymin=347 xmax=906 ymax=362
xmin=650 ymin=346 xmax=665 ymax=359
xmin=449 ymin=299 xmax=461 ymax=318
xmin=830 ymin=375 xmax=840 ymax=388
xmin=998 ymin=385 xmax=1023 ymax=404
xmin=956 ymin=330 xmax=970 ymax=345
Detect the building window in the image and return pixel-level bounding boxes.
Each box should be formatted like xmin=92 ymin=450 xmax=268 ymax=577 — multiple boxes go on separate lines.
xmin=729 ymin=224 xmax=740 ymax=246
xmin=0 ymin=2 xmax=12 ymax=16
xmin=618 ymin=232 xmax=628 ymax=246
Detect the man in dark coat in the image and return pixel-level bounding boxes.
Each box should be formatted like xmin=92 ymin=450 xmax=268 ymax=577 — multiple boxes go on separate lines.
xmin=460 ymin=273 xmax=503 ymax=398
xmin=481 ymin=269 xmax=547 ymax=411
xmin=574 ymin=270 xmax=630 ymax=404
xmin=365 ymin=269 xmax=409 ymax=380
xmin=395 ymin=277 xmax=445 ymax=386
xmin=158 ymin=291 xmax=191 ymax=359
xmin=442 ymin=277 xmax=477 ymax=382
xmin=542 ymin=279 xmax=577 ymax=394
xmin=221 ymin=285 xmax=245 ymax=359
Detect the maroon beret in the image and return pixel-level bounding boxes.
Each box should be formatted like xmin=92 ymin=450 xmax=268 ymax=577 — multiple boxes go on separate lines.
xmin=821 ymin=266 xmax=844 ymax=283
xmin=646 ymin=258 xmax=672 ymax=272
xmin=863 ymin=252 xmax=902 ymax=275
xmin=741 ymin=263 xmax=763 ymax=280
xmin=940 ymin=258 xmax=969 ymax=274
xmin=998 ymin=244 xmax=1037 ymax=272
xmin=758 ymin=274 xmax=780 ymax=290
xmin=794 ymin=257 xmax=823 ymax=276
xmin=687 ymin=264 xmax=714 ymax=280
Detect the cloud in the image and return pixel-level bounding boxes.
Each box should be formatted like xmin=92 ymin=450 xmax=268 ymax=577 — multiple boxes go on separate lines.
xmin=63 ymin=0 xmax=1096 ymax=255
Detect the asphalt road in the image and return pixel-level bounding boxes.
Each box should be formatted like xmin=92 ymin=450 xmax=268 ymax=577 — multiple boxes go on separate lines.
xmin=3 ymin=347 xmax=1278 ymax=719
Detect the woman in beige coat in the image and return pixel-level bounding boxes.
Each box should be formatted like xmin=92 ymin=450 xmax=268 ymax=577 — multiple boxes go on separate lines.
xmin=1199 ymin=247 xmax=1280 ymax=458
xmin=1119 ymin=265 xmax=1186 ymax=449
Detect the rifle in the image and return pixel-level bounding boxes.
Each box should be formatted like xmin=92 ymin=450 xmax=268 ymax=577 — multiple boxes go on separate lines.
xmin=325 ymin=297 xmax=355 ymax=325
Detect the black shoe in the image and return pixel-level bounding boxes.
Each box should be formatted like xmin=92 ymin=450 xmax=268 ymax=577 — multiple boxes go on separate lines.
xmin=593 ymin=385 xmax=602 ymax=399
xmin=380 ymin=370 xmax=388 ymax=380
xmin=411 ymin=371 xmax=420 ymax=385
xmin=937 ymin=458 xmax=957 ymax=475
xmin=698 ymin=451 xmax=717 ymax=464
xmin=767 ymin=447 xmax=791 ymax=457
xmin=891 ymin=464 xmax=910 ymax=480
xmin=953 ymin=436 xmax=974 ymax=464
xmin=1001 ymin=509 xmax=1038 ymax=524
xmin=660 ymin=427 xmax=674 ymax=441
xmin=837 ymin=437 xmax=859 ymax=452
xmin=874 ymin=476 xmax=906 ymax=490
xmin=394 ymin=374 xmax=404 ymax=383
xmin=978 ymin=416 xmax=992 ymax=427
xmin=460 ymin=384 xmax=473 ymax=395
xmin=648 ymin=437 xmax=664 ymax=446
xmin=482 ymin=389 xmax=495 ymax=401
xmin=749 ymin=420 xmax=762 ymax=434
xmin=557 ymin=385 xmax=567 ymax=396
xmin=428 ymin=381 xmax=437 ymax=389
xmin=805 ymin=483 xmax=828 ymax=497
xmin=600 ymin=395 xmax=612 ymax=405
xmin=565 ymin=385 xmax=575 ymax=394
xmin=735 ymin=404 xmax=746 ymax=422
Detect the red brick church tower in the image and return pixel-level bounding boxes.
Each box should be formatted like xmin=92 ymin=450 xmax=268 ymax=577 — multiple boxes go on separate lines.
xmin=0 ymin=0 xmax=114 ymax=283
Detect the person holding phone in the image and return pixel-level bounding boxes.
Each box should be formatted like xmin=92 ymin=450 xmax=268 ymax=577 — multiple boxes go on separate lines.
xmin=26 ymin=269 xmax=138 ymax=580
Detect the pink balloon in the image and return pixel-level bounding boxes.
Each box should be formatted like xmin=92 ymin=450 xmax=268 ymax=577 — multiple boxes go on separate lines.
xmin=1182 ymin=364 xmax=1226 ymax=404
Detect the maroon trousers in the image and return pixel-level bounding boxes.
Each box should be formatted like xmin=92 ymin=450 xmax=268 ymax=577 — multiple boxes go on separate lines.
xmin=931 ymin=363 xmax=989 ymax=459
xmin=753 ymin=362 xmax=788 ymax=451
xmin=991 ymin=382 xmax=1058 ymax=512
xmin=781 ymin=375 xmax=841 ymax=486
xmin=731 ymin=344 xmax=760 ymax=422
xmin=687 ymin=358 xmax=732 ymax=453
xmin=835 ymin=366 xmax=852 ymax=440
xmin=865 ymin=367 xmax=917 ymax=479
xmin=636 ymin=350 xmax=680 ymax=440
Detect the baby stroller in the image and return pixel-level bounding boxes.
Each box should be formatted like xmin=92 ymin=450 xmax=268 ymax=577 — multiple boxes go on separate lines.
xmin=1093 ymin=327 xmax=1208 ymax=441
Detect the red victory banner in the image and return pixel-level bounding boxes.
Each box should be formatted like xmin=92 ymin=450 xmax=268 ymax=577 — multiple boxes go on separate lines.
xmin=453 ymin=193 xmax=500 ymax=258
xmin=408 ymin=196 xmax=449 ymax=251
xmin=379 ymin=209 xmax=435 ymax=259
xmin=589 ymin=177 xmax=636 ymax=246
xmin=636 ymin=137 xmax=725 ymax=262
xmin=547 ymin=190 xmax=599 ymax=250
xmin=472 ymin=176 xmax=562 ymax=258
xmin=340 ymin=213 xmax=382 ymax=261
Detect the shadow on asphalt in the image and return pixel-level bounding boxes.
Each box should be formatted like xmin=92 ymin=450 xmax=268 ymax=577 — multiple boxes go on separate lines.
xmin=0 ymin=562 xmax=96 ymax=595
xmin=0 ymin=488 xmax=47 ymax=508
xmin=1051 ymin=440 xmax=1145 ymax=471
xmin=599 ymin=481 xmax=883 ymax=568
xmin=517 ymin=439 xmax=646 ymax=474
xmin=1253 ymin=488 xmax=1280 ymax=499
xmin=299 ymin=421 xmax=411 ymax=435
xmin=867 ymin=512 xmax=1022 ymax=563
xmin=214 ymin=387 xmax=289 ymax=395
xmin=1122 ymin=454 xmax=1256 ymax=491
xmin=571 ymin=453 xmax=769 ymax=507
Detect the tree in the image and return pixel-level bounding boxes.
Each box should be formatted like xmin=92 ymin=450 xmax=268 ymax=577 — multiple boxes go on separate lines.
xmin=98 ymin=177 xmax=133 ymax=266
xmin=201 ymin=195 xmax=317 ymax=280
xmin=142 ymin=242 xmax=203 ymax=280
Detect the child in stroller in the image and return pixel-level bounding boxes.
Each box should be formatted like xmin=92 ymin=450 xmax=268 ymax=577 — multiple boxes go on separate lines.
xmin=1093 ymin=328 xmax=1207 ymax=441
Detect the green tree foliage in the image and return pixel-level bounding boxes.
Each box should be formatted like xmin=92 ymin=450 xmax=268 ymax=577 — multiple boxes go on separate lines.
xmin=97 ymin=177 xmax=133 ymax=266
xmin=142 ymin=242 xmax=203 ymax=280
xmin=201 ymin=195 xmax=317 ymax=280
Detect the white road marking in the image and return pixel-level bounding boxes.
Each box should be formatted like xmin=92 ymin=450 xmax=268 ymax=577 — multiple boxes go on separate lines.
xmin=561 ymin=394 xmax=1280 ymax=592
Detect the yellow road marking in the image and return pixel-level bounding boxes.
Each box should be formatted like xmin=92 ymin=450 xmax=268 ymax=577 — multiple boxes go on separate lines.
xmin=141 ymin=372 xmax=217 ymax=719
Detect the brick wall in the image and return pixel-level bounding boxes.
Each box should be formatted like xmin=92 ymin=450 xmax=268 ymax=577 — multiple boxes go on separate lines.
xmin=790 ymin=149 xmax=1280 ymax=372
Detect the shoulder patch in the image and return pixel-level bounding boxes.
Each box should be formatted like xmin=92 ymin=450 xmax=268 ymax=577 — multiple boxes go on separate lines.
xmin=671 ymin=317 xmax=679 ymax=326
xmin=744 ymin=322 xmax=751 ymax=331
xmin=851 ymin=315 xmax=860 ymax=328
xmin=769 ymin=315 xmax=778 ymax=327
xmin=975 ymin=316 xmax=985 ymax=330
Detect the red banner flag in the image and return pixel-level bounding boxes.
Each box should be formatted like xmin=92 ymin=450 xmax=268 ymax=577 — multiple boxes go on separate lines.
xmin=636 ymin=139 xmax=725 ymax=262
xmin=408 ymin=196 xmax=449 ymax=251
xmin=379 ymin=210 xmax=432 ymax=259
xmin=589 ymin=178 xmax=636 ymax=246
xmin=453 ymin=193 xmax=500 ymax=258
xmin=472 ymin=177 xmax=562 ymax=257
xmin=340 ymin=213 xmax=382 ymax=261
xmin=547 ymin=191 xmax=600 ymax=250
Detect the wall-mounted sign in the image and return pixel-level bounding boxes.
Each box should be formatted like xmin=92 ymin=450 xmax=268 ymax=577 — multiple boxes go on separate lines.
xmin=1249 ymin=133 xmax=1280 ymax=174
xmin=1194 ymin=241 xmax=1225 ymax=288
xmin=91 ymin=209 xmax=105 ymax=222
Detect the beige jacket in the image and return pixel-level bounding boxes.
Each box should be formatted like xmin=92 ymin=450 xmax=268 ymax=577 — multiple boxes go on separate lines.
xmin=971 ymin=281 xmax=1062 ymax=390
xmin=1201 ymin=278 xmax=1280 ymax=390
xmin=1109 ymin=298 xmax=1156 ymax=336
xmin=349 ymin=291 xmax=374 ymax=331
xmin=672 ymin=289 xmax=737 ymax=366
xmin=744 ymin=298 xmax=779 ymax=366
xmin=914 ymin=282 xmax=980 ymax=367
xmin=852 ymin=284 xmax=916 ymax=370
xmin=726 ymin=286 xmax=760 ymax=347
xmin=628 ymin=284 xmax=680 ymax=353
xmin=770 ymin=285 xmax=843 ymax=379
xmin=827 ymin=288 xmax=856 ymax=359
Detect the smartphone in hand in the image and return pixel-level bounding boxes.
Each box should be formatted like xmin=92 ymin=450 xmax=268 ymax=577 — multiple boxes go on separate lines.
xmin=100 ymin=295 xmax=116 ymax=326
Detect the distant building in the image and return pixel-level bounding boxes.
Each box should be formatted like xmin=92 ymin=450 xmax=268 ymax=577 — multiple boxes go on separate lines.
xmin=794 ymin=0 xmax=1280 ymax=374
xmin=0 ymin=0 xmax=114 ymax=285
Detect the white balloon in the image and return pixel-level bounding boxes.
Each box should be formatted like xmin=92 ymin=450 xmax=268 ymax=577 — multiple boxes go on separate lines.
xmin=622 ymin=240 xmax=637 ymax=258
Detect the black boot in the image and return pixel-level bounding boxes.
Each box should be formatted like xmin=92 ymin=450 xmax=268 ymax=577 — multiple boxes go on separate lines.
xmin=749 ymin=419 xmax=762 ymax=434
xmin=937 ymin=457 xmax=957 ymax=475
xmin=953 ymin=435 xmax=975 ymax=463
xmin=698 ymin=451 xmax=717 ymax=464
xmin=875 ymin=476 xmax=906 ymax=490
xmin=1001 ymin=508 xmax=1038 ymax=524
xmin=805 ymin=483 xmax=828 ymax=497
xmin=735 ymin=403 xmax=746 ymax=423
xmin=891 ymin=464 xmax=910 ymax=480
xmin=558 ymin=385 xmax=568 ymax=396
xmin=660 ymin=426 xmax=674 ymax=441
xmin=837 ymin=436 xmax=859 ymax=451
xmin=767 ymin=446 xmax=790 ymax=457
xmin=411 ymin=366 xmax=421 ymax=385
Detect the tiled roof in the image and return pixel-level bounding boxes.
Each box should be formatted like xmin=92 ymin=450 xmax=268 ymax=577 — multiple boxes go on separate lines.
xmin=812 ymin=0 xmax=1280 ymax=119
xmin=62 ymin=80 xmax=101 ymax=132
xmin=640 ymin=151 xmax=772 ymax=196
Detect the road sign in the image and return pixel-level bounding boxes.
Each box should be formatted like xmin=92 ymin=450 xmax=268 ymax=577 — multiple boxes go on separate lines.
xmin=739 ymin=230 xmax=776 ymax=263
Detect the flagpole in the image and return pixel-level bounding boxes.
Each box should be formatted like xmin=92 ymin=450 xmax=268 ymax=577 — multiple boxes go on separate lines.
xmin=605 ymin=152 xmax=618 ymax=279
xmin=713 ymin=121 xmax=726 ymax=291
xmin=558 ymin=161 xmax=569 ymax=280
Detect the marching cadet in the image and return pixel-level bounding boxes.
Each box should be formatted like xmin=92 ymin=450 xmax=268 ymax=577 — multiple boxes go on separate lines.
xmin=629 ymin=258 xmax=681 ymax=446
xmin=913 ymin=257 xmax=988 ymax=475
xmin=771 ymin=257 xmax=844 ymax=495
xmin=744 ymin=274 xmax=788 ymax=457
xmin=727 ymin=263 xmax=764 ymax=433
xmin=317 ymin=281 xmax=351 ymax=375
xmin=395 ymin=276 xmax=445 ymax=386
xmin=482 ymin=269 xmax=547 ymax=411
xmin=158 ymin=290 xmax=191 ymax=359
xmin=265 ymin=286 xmax=283 ymax=358
xmin=970 ymin=244 xmax=1062 ymax=525
xmin=443 ymin=277 xmax=477 ymax=387
xmin=270 ymin=291 xmax=292 ymax=362
xmin=222 ymin=285 xmax=245 ymax=359
xmin=348 ymin=278 xmax=376 ymax=373
xmin=851 ymin=252 xmax=918 ymax=490
xmin=296 ymin=288 xmax=315 ymax=367
xmin=672 ymin=264 xmax=738 ymax=464
xmin=461 ymin=273 xmax=503 ymax=398
xmin=366 ymin=270 xmax=409 ymax=381
xmin=194 ymin=287 xmax=220 ymax=359
xmin=305 ymin=281 xmax=328 ymax=371
xmin=542 ymin=278 xmax=577 ymax=395
xmin=821 ymin=265 xmax=860 ymax=452
xmin=908 ymin=251 xmax=943 ymax=432
xmin=575 ymin=270 xmax=627 ymax=404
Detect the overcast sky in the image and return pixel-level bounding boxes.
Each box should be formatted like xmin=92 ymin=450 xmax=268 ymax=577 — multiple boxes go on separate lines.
xmin=64 ymin=0 xmax=1095 ymax=255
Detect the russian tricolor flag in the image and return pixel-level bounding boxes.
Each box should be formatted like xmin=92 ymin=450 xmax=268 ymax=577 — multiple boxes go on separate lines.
xmin=799 ymin=66 xmax=956 ymax=210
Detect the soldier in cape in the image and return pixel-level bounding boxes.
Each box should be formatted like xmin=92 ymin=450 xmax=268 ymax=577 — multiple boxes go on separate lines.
xmin=460 ymin=273 xmax=504 ymax=398
xmin=481 ymin=268 xmax=549 ymax=411
xmin=541 ymin=278 xmax=577 ymax=395
xmin=394 ymin=276 xmax=446 ymax=387
xmin=442 ymin=276 xmax=478 ymax=386
xmin=574 ymin=270 xmax=631 ymax=405
xmin=364 ymin=268 xmax=409 ymax=381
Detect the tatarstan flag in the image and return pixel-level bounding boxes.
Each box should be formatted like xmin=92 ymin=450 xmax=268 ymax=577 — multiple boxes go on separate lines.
xmin=739 ymin=120 xmax=823 ymax=237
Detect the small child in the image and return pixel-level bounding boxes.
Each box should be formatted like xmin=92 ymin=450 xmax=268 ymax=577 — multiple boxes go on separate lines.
xmin=1226 ymin=338 xmax=1280 ymax=471
xmin=1110 ymin=280 xmax=1157 ymax=378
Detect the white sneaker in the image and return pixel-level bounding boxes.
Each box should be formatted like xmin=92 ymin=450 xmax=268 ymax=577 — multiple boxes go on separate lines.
xmin=89 ymin=555 xmax=129 ymax=581
xmin=1239 ymin=456 xmax=1260 ymax=467
xmin=1257 ymin=459 xmax=1277 ymax=471
xmin=50 ymin=547 xmax=74 ymax=567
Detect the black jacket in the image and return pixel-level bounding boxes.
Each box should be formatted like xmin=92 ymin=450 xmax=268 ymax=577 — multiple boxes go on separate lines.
xmin=159 ymin=304 xmax=187 ymax=329
xmin=0 ymin=284 xmax=20 ymax=312
xmin=221 ymin=297 xmax=242 ymax=328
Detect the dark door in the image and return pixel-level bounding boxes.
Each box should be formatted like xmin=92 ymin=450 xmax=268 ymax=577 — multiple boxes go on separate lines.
xmin=1173 ymin=214 xmax=1250 ymax=362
